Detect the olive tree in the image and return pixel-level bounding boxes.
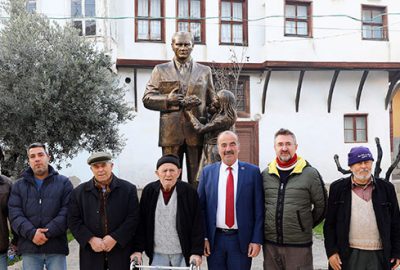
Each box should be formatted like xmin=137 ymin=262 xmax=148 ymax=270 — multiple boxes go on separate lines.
xmin=0 ymin=0 xmax=133 ymax=177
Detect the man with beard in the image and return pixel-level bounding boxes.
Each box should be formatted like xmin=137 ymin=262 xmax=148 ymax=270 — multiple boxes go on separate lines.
xmin=324 ymin=146 xmax=400 ymax=270
xmin=198 ymin=131 xmax=264 ymax=270
xmin=8 ymin=143 xmax=73 ymax=270
xmin=262 ymin=128 xmax=327 ymax=270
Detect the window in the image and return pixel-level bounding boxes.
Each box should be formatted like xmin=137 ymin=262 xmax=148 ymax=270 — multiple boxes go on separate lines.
xmin=284 ymin=1 xmax=312 ymax=37
xmin=136 ymin=0 xmax=164 ymax=42
xmin=176 ymin=0 xmax=205 ymax=44
xmin=344 ymin=114 xmax=368 ymax=143
xmin=71 ymin=0 xmax=96 ymax=36
xmin=220 ymin=0 xmax=247 ymax=45
xmin=361 ymin=5 xmax=388 ymax=40
xmin=27 ymin=0 xmax=36 ymax=13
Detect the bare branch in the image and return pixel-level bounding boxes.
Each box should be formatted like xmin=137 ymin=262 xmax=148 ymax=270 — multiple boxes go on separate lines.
xmin=334 ymin=154 xmax=351 ymax=175
xmin=374 ymin=137 xmax=383 ymax=179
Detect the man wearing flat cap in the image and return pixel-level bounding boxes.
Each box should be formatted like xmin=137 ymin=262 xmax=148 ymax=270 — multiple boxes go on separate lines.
xmin=131 ymin=154 xmax=204 ymax=268
xmin=324 ymin=146 xmax=400 ymax=270
xmin=68 ymin=152 xmax=140 ymax=270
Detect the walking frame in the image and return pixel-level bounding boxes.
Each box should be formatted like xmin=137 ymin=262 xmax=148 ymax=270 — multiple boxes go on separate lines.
xmin=130 ymin=258 xmax=200 ymax=270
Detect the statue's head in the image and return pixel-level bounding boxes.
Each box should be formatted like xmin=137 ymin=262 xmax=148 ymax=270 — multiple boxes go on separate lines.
xmin=217 ymin=89 xmax=237 ymax=122
xmin=171 ymin=32 xmax=194 ymax=62
xmin=218 ymin=90 xmax=235 ymax=107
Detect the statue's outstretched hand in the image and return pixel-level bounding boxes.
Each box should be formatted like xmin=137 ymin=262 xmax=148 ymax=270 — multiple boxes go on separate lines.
xmin=183 ymin=110 xmax=204 ymax=133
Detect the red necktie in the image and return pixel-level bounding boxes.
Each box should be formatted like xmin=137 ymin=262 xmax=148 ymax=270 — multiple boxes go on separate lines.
xmin=225 ymin=167 xmax=234 ymax=228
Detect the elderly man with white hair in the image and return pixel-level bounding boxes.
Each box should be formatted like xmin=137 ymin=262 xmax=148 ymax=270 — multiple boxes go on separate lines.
xmin=324 ymin=146 xmax=400 ymax=270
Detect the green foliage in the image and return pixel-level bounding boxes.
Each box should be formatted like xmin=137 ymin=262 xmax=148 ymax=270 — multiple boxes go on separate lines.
xmin=67 ymin=229 xmax=75 ymax=242
xmin=0 ymin=0 xmax=133 ymax=177
xmin=313 ymin=221 xmax=324 ymax=237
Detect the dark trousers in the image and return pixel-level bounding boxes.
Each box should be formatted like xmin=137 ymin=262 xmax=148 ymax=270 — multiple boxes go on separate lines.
xmin=344 ymin=248 xmax=386 ymax=270
xmin=163 ymin=144 xmax=202 ymax=186
xmin=207 ymin=231 xmax=252 ymax=270
xmin=263 ymin=244 xmax=313 ymax=270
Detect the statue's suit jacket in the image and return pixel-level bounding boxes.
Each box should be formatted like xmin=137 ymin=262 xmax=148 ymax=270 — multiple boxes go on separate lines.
xmin=198 ymin=161 xmax=265 ymax=254
xmin=143 ymin=60 xmax=216 ymax=147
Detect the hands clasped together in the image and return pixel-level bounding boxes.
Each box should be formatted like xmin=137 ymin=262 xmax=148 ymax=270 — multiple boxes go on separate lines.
xmin=88 ymin=235 xmax=117 ymax=252
xmin=167 ymin=93 xmax=202 ymax=110
xmin=32 ymin=228 xmax=48 ymax=246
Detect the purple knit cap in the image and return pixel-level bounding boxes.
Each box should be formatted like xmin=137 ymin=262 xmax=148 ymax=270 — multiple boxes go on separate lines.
xmin=347 ymin=146 xmax=374 ymax=166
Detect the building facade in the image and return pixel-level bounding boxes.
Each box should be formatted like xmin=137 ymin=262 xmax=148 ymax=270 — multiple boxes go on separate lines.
xmin=14 ymin=0 xmax=400 ymax=187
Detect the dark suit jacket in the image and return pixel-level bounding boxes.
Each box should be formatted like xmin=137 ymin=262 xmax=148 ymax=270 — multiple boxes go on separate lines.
xmin=143 ymin=60 xmax=216 ymax=146
xmin=198 ymin=161 xmax=264 ymax=254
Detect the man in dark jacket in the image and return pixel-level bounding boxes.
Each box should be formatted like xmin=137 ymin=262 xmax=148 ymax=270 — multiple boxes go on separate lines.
xmin=8 ymin=143 xmax=73 ymax=270
xmin=324 ymin=146 xmax=400 ymax=270
xmin=131 ymin=154 xmax=203 ymax=268
xmin=0 ymin=174 xmax=13 ymax=270
xmin=68 ymin=152 xmax=140 ymax=270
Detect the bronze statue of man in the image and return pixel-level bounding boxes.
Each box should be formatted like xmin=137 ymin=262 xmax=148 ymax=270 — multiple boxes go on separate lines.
xmin=143 ymin=31 xmax=217 ymax=185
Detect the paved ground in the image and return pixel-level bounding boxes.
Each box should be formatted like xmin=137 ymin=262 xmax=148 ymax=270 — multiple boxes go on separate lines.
xmin=8 ymin=234 xmax=328 ymax=270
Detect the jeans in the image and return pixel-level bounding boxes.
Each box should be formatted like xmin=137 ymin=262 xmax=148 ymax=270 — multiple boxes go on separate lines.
xmin=0 ymin=253 xmax=6 ymax=270
xmin=22 ymin=253 xmax=67 ymax=270
xmin=151 ymin=252 xmax=186 ymax=269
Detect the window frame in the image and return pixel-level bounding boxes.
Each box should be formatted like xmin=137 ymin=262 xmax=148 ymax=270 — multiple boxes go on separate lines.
xmin=361 ymin=5 xmax=388 ymax=41
xmin=176 ymin=0 xmax=206 ymax=44
xmin=71 ymin=0 xmax=97 ymax=36
xmin=344 ymin=114 xmax=368 ymax=143
xmin=284 ymin=0 xmax=312 ymax=37
xmin=135 ymin=0 xmax=165 ymax=42
xmin=219 ymin=0 xmax=248 ymax=46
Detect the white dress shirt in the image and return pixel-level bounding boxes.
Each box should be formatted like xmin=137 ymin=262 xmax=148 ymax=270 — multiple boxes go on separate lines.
xmin=216 ymin=160 xmax=239 ymax=229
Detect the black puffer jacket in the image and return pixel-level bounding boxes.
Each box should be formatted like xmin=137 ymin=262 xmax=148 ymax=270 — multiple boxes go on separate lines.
xmin=8 ymin=166 xmax=73 ymax=255
xmin=0 ymin=175 xmax=12 ymax=253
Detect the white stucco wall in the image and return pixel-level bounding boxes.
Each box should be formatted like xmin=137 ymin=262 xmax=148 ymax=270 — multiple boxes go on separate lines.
xmin=256 ymin=70 xmax=391 ymax=182
xmin=110 ymin=0 xmax=400 ymax=62
xmin=2 ymin=0 xmax=400 ymax=63
xmin=263 ymin=0 xmax=400 ymax=62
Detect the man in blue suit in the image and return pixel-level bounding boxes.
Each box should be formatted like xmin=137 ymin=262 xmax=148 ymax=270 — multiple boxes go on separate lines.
xmin=198 ymin=130 xmax=264 ymax=270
